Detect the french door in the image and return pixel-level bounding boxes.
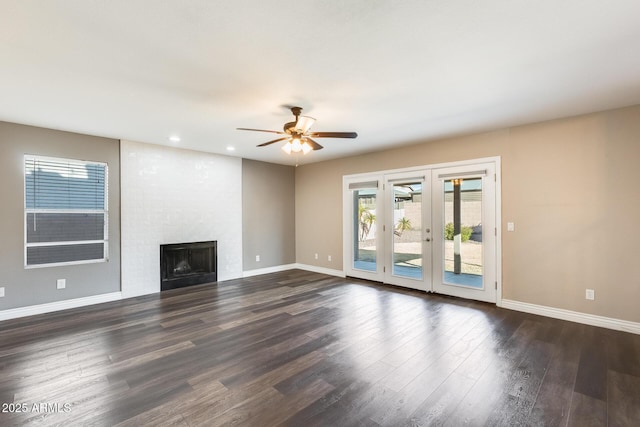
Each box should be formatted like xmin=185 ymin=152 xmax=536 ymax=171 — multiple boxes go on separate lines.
xmin=344 ymin=159 xmax=499 ymax=303
xmin=345 ymin=178 xmax=383 ymax=283
xmin=383 ymin=171 xmax=431 ymax=291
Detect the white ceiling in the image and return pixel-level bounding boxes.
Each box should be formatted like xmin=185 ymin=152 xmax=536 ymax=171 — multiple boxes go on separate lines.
xmin=2 ymin=1 xmax=640 ymax=166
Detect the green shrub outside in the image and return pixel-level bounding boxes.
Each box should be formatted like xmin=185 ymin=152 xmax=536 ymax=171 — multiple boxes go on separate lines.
xmin=444 ymin=222 xmax=473 ymax=242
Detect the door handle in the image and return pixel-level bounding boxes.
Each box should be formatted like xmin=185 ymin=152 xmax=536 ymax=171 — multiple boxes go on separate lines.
xmin=425 ymin=238 xmax=431 ymax=242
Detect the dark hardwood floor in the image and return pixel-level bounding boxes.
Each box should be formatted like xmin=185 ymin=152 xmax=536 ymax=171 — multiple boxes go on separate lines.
xmin=1 ymin=269 xmax=639 ymax=426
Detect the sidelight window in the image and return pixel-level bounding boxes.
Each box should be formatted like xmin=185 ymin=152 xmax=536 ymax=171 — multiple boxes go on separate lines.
xmin=24 ymin=155 xmax=109 ymax=268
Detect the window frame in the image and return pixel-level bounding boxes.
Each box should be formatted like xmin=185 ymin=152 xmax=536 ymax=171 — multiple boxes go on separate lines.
xmin=23 ymin=154 xmax=109 ymax=269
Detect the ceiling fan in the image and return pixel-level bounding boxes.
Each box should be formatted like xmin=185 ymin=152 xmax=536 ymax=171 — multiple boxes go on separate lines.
xmin=237 ymin=106 xmax=357 ymax=154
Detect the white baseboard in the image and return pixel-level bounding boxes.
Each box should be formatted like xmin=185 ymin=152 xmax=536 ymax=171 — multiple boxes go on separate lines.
xmin=242 ymin=264 xmax=298 ymax=277
xmin=500 ymin=299 xmax=640 ymax=335
xmin=294 ymin=263 xmax=346 ymax=278
xmin=0 ymin=292 xmax=123 ymax=322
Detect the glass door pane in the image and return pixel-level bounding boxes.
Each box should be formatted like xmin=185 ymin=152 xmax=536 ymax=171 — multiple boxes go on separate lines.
xmin=353 ymin=189 xmax=377 ymax=272
xmin=443 ymin=177 xmax=483 ymax=288
xmin=391 ymin=181 xmax=423 ymax=280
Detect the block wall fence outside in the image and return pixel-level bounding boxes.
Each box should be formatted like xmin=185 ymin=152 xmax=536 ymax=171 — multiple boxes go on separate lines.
xmin=120 ymin=140 xmax=243 ymax=298
xmin=397 ymin=199 xmax=482 ymax=233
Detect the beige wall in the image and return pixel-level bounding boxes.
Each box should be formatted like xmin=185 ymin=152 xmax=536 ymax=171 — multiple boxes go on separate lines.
xmin=295 ymin=105 xmax=640 ymax=323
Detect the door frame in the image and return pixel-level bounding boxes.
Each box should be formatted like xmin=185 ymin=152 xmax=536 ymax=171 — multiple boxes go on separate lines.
xmin=342 ymin=156 xmax=502 ymax=304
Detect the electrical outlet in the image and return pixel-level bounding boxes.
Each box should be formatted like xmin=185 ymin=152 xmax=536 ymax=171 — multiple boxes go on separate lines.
xmin=586 ymin=289 xmax=595 ymax=300
xmin=0 ymin=287 xmax=5 ymax=298
xmin=57 ymin=279 xmax=66 ymax=289
xmin=255 ymin=255 xmax=260 ymax=262
xmin=507 ymin=222 xmax=515 ymax=232
xmin=328 ymin=255 xmax=332 ymax=262
xmin=314 ymin=253 xmax=318 ymax=260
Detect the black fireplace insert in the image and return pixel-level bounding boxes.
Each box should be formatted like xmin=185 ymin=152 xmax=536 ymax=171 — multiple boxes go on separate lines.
xmin=160 ymin=241 xmax=217 ymax=291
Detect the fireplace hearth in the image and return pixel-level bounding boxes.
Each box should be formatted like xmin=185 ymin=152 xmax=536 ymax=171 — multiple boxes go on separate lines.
xmin=160 ymin=241 xmax=217 ymax=291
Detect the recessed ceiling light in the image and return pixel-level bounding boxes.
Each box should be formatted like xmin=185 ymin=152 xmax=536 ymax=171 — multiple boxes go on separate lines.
xmin=169 ymin=135 xmax=181 ymax=143
xmin=226 ymin=146 xmax=235 ymax=151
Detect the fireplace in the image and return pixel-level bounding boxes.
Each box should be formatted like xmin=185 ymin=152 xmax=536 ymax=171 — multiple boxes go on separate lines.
xmin=160 ymin=241 xmax=217 ymax=291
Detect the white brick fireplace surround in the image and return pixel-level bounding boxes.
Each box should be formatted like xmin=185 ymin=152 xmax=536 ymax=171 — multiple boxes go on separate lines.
xmin=120 ymin=140 xmax=242 ymax=298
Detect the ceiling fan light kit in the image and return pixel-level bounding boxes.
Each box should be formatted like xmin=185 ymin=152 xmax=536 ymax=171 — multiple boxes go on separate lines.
xmin=237 ymin=106 xmax=358 ymax=155
xmin=281 ymin=137 xmax=312 ymax=155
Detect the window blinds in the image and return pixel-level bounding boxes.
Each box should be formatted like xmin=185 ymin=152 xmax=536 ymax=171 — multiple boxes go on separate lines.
xmin=24 ymin=155 xmax=109 ymax=267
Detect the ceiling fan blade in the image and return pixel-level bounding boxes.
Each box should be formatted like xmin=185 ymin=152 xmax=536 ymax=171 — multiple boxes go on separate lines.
xmin=308 ymin=131 xmax=358 ymax=139
xmin=237 ymin=127 xmax=286 ymax=135
xmin=257 ymin=137 xmax=289 ymax=147
xmin=304 ymin=137 xmax=323 ymax=151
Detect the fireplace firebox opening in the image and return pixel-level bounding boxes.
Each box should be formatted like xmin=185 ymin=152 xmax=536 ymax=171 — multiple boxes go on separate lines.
xmin=160 ymin=241 xmax=217 ymax=291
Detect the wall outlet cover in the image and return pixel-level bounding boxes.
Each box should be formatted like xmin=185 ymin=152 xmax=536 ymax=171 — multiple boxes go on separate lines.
xmin=586 ymin=289 xmax=595 ymax=300
xmin=0 ymin=287 xmax=5 ymax=297
xmin=57 ymin=279 xmax=66 ymax=289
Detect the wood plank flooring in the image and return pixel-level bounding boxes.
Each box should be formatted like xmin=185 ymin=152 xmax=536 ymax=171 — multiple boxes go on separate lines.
xmin=1 ymin=269 xmax=639 ymax=426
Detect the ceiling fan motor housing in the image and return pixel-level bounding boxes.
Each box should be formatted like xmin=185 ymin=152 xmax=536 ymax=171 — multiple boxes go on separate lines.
xmin=284 ymin=107 xmax=303 ymax=134
xmin=283 ymin=121 xmax=297 ymax=134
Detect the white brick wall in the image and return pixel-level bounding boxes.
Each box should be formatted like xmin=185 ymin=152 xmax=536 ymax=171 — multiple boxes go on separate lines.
xmin=120 ymin=140 xmax=242 ymax=298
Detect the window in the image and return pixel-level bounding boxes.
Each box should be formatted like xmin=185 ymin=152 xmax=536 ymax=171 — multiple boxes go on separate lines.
xmin=24 ymin=155 xmax=109 ymax=268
